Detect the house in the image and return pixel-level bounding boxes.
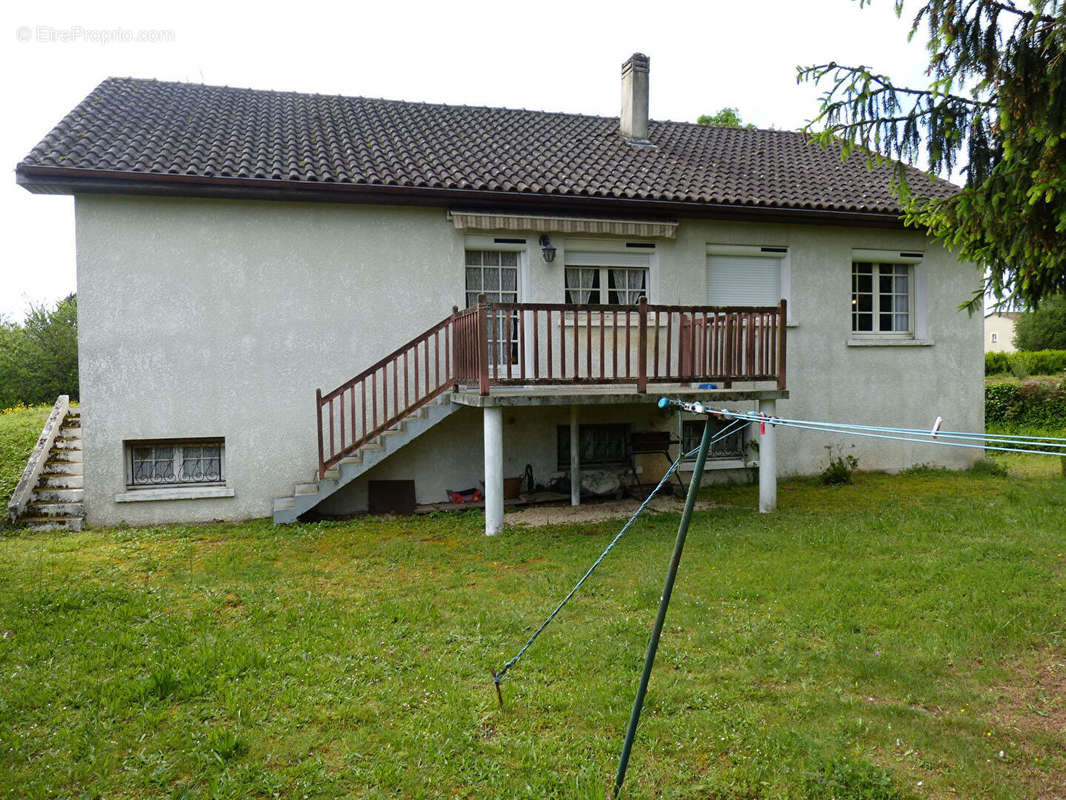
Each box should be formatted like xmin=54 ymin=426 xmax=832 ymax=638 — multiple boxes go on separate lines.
xmin=15 ymin=55 xmax=983 ymax=533
xmin=985 ymin=311 xmax=1021 ymax=352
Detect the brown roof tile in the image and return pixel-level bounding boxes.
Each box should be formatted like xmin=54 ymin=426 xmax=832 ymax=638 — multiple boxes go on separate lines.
xmin=17 ymin=77 xmax=959 ymax=214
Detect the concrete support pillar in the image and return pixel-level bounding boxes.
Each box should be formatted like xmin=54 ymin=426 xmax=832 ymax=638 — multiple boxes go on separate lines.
xmin=758 ymin=398 xmax=777 ymax=513
xmin=484 ymin=406 xmax=504 ymax=535
xmin=570 ymin=405 xmax=581 ymax=506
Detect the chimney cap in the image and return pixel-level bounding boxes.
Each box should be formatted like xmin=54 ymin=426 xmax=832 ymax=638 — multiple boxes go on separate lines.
xmin=622 ymin=53 xmax=650 ymax=74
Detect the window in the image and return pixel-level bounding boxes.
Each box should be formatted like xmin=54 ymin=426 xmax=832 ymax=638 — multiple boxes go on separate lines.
xmin=557 ymin=424 xmax=629 ymax=468
xmin=564 ymin=266 xmax=647 ymax=305
xmin=706 ymin=245 xmax=789 ymax=309
xmin=466 ymin=249 xmax=520 ymax=364
xmin=681 ymin=419 xmax=747 ymax=461
xmin=465 ymin=250 xmax=518 ymax=308
xmin=991 ymin=332 xmax=999 ymax=343
xmin=127 ymin=439 xmax=224 ymax=487
xmin=563 ymin=246 xmax=652 ymax=305
xmin=851 ymin=262 xmax=912 ymax=335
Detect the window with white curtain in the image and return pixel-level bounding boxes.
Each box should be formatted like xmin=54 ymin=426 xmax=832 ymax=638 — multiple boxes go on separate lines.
xmin=465 ymin=249 xmax=520 ymax=364
xmin=851 ymin=262 xmax=912 ymax=334
xmin=564 ymin=248 xmax=651 ymax=305
xmin=465 ymin=250 xmax=519 ymax=308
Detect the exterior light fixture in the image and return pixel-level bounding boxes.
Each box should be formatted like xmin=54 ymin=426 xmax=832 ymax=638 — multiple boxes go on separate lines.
xmin=539 ymin=234 xmax=557 ymax=263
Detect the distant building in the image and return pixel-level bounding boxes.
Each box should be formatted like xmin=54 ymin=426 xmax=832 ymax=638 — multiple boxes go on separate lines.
xmin=985 ymin=311 xmax=1021 ymax=352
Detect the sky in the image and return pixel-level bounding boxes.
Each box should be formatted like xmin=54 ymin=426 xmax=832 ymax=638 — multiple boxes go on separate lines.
xmin=0 ymin=0 xmax=938 ymax=321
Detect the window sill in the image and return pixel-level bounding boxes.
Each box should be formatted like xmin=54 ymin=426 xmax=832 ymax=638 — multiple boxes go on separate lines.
xmin=847 ymin=338 xmax=934 ymax=347
xmin=681 ymin=458 xmax=750 ymax=470
xmin=115 ymin=485 xmax=235 ymax=503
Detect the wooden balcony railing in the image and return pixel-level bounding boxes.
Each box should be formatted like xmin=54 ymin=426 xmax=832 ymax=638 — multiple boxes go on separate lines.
xmin=315 ymin=297 xmax=787 ymax=476
xmin=453 ymin=297 xmax=787 ymax=393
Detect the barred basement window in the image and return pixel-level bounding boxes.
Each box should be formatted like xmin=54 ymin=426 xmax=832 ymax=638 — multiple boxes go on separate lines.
xmin=681 ymin=419 xmax=747 ymax=460
xmin=557 ymin=424 xmax=630 ymax=469
xmin=127 ymin=439 xmax=224 ymax=487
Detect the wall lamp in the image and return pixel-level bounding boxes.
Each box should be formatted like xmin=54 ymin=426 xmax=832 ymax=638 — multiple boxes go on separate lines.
xmin=539 ymin=234 xmax=557 ymax=263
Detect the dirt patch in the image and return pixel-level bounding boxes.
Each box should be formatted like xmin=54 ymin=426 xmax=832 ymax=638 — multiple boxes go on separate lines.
xmin=990 ymin=651 xmax=1066 ymax=738
xmin=987 ymin=650 xmax=1066 ymax=798
xmin=504 ymin=496 xmax=720 ymax=527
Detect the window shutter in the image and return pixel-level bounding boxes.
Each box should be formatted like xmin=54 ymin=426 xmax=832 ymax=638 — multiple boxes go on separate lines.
xmin=706 ymin=255 xmax=781 ymax=306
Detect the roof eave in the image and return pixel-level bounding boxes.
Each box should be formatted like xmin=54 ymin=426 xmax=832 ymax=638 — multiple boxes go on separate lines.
xmin=15 ymin=164 xmax=912 ymax=229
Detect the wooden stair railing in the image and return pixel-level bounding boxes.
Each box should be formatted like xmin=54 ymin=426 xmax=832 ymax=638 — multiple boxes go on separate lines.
xmin=317 ymin=314 xmax=454 ymax=477
xmin=315 ymin=298 xmax=787 ymax=477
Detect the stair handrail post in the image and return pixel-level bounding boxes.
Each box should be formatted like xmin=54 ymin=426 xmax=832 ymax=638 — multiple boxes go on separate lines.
xmin=315 ymin=388 xmax=325 ymax=479
xmin=636 ymin=296 xmax=648 ymax=393
xmin=450 ymin=305 xmax=460 ymax=391
xmin=476 ymin=293 xmax=491 ymax=396
xmin=776 ymin=298 xmax=788 ymax=390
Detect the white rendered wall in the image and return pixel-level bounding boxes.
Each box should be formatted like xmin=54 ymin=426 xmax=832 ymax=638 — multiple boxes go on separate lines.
xmin=75 ymin=196 xmax=983 ymax=525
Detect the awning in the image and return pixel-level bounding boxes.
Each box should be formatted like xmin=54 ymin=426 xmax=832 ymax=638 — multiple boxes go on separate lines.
xmin=448 ymin=211 xmax=678 ymax=239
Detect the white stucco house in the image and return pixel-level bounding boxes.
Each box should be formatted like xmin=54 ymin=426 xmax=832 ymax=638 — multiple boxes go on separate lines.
xmin=15 ymin=55 xmax=983 ymax=532
xmin=985 ymin=311 xmax=1021 ymax=352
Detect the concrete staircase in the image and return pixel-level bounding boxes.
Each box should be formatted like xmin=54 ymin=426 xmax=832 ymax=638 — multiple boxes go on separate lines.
xmin=20 ymin=409 xmax=85 ymax=532
xmin=273 ymin=397 xmax=459 ymax=523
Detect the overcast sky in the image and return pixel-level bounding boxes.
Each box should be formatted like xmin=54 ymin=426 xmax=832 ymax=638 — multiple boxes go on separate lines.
xmin=0 ymin=0 xmax=938 ymax=321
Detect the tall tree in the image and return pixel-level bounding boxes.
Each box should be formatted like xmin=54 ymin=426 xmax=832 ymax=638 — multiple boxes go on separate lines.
xmin=1014 ymin=293 xmax=1066 ymax=349
xmin=0 ymin=295 xmax=78 ymax=407
xmin=798 ymin=1 xmax=1066 ymax=312
xmin=697 ymin=107 xmax=755 ymax=128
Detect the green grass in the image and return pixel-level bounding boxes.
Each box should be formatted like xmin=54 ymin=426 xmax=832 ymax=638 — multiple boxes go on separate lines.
xmin=987 ymin=421 xmax=1066 ymax=479
xmin=1 ymin=471 xmax=1064 ymax=798
xmin=0 ymin=403 xmax=52 ymax=516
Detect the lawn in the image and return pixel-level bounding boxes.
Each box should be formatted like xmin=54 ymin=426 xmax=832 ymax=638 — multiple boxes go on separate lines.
xmin=1 ymin=453 xmax=1064 ymax=799
xmin=0 ymin=403 xmax=52 ymax=516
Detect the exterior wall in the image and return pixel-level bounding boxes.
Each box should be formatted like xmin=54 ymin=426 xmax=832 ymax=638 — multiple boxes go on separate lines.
xmin=76 ymin=196 xmax=465 ymax=526
xmin=75 ymin=195 xmax=984 ymax=526
xmin=985 ymin=313 xmax=1018 ymax=352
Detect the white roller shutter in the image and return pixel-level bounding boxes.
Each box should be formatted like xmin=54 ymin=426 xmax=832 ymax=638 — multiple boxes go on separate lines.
xmin=706 ymin=255 xmax=781 ymax=306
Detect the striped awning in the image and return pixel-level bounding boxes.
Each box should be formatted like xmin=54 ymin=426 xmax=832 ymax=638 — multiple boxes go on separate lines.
xmin=448 ymin=211 xmax=677 ymax=239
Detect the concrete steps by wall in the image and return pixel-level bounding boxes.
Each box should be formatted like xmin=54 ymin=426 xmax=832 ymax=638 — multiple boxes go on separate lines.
xmin=273 ymin=397 xmax=458 ymax=523
xmin=20 ymin=411 xmax=85 ymax=532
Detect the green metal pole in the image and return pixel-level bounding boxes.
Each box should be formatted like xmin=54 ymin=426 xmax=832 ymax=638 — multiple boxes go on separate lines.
xmin=613 ymin=416 xmax=714 ymax=799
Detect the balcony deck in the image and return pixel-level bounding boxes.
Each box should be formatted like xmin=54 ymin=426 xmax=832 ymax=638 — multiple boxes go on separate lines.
xmin=450 ymin=383 xmax=788 ymax=407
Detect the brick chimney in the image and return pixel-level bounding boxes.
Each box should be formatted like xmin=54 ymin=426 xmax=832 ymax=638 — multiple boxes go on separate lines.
xmin=620 ymin=53 xmax=650 ymax=143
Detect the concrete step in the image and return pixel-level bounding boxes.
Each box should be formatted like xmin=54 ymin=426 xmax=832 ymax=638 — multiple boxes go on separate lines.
xmin=43 ymin=461 xmax=82 ymax=475
xmin=26 ymin=501 xmax=85 ymax=517
xmin=273 ymin=394 xmax=461 ymax=524
xmin=20 ymin=517 xmax=83 ymax=532
xmin=53 ymin=438 xmax=82 ymax=450
xmin=59 ymin=425 xmax=81 ymax=436
xmin=39 ymin=474 xmax=83 ymax=489
xmin=32 ymin=488 xmax=84 ymax=503
xmin=47 ymin=451 xmax=83 ymax=464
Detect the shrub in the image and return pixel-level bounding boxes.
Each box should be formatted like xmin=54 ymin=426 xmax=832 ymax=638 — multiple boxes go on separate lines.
xmin=984 ymin=349 xmax=1066 ymax=377
xmin=984 ymin=351 xmax=1011 ymax=375
xmin=985 ymin=379 xmax=1066 ymax=428
xmin=820 ymin=445 xmax=858 ymax=485
xmin=969 ymin=458 xmax=1008 ymax=477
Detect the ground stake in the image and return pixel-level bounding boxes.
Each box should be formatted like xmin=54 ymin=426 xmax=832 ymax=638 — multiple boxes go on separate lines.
xmin=612 ymin=416 xmax=715 ymax=798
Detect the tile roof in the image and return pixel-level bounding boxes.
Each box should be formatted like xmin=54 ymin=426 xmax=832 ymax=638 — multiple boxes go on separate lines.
xmin=17 ymin=77 xmax=959 ymax=216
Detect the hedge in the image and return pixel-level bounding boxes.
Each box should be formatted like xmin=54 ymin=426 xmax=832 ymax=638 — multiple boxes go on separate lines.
xmin=985 ymin=349 xmax=1066 ymax=378
xmin=986 ymin=378 xmax=1066 ymax=428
